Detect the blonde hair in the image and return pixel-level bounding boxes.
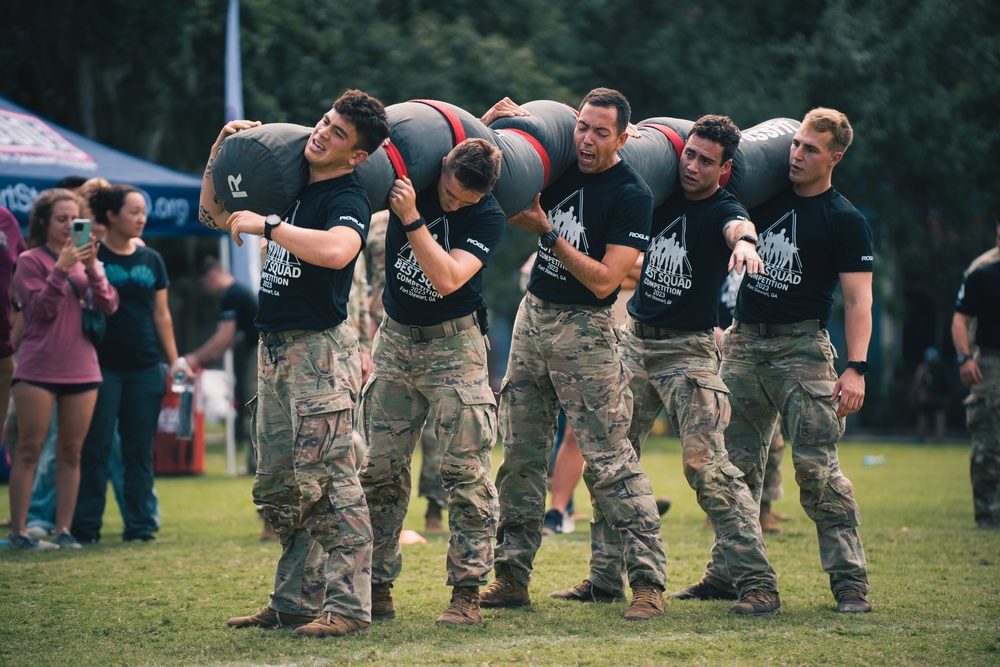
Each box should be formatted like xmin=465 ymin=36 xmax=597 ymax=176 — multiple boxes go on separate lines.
xmin=802 ymin=107 xmax=853 ymax=153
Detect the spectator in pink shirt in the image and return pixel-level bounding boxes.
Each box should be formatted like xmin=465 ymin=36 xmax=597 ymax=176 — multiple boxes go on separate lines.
xmin=6 ymin=189 xmax=118 ymax=550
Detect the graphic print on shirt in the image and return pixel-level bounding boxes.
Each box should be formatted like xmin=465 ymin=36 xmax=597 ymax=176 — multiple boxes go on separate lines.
xmin=392 ymin=215 xmax=447 ymax=302
xmin=105 ymin=263 xmax=158 ymax=289
xmin=641 ymin=214 xmax=692 ymax=305
xmin=260 ymin=242 xmax=303 ymax=297
xmin=745 ymin=209 xmax=803 ymax=299
xmin=537 ymin=189 xmax=589 ymax=282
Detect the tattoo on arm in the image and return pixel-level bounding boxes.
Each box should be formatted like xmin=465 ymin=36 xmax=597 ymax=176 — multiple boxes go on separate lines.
xmin=723 ymin=219 xmax=754 ymax=249
xmin=204 ymin=162 xmax=213 ymax=180
xmin=198 ymin=205 xmax=220 ymax=230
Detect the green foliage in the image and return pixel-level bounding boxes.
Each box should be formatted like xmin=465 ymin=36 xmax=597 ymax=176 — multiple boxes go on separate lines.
xmin=1 ymin=439 xmax=998 ymax=666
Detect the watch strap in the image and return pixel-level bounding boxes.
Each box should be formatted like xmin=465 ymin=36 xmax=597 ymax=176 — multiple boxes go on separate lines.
xmin=401 ymin=216 xmax=426 ymax=233
xmin=540 ymin=230 xmax=560 ymax=249
xmin=739 ymin=234 xmax=758 ymax=246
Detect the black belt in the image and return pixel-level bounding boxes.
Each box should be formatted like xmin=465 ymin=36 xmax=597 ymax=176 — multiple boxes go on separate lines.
xmin=629 ymin=318 xmax=697 ymax=340
xmin=734 ymin=319 xmax=824 ymax=336
xmin=526 ymin=292 xmax=605 ymax=311
xmin=383 ymin=313 xmax=478 ymax=342
xmin=259 ymin=328 xmax=321 ymax=345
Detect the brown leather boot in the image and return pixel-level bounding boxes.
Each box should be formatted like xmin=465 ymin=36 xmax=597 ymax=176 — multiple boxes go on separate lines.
xmin=436 ymin=586 xmax=482 ymax=625
xmin=226 ymin=606 xmax=314 ymax=629
xmin=730 ymin=589 xmax=781 ymax=615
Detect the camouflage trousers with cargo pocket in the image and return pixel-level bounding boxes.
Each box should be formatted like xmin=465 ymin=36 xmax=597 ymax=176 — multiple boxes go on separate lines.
xmin=251 ymin=323 xmax=372 ymax=622
xmin=712 ymin=327 xmax=869 ymax=597
xmin=967 ymin=352 xmax=1000 ymax=527
xmin=584 ymin=327 xmax=777 ymax=597
xmin=359 ymin=325 xmax=498 ymax=587
xmin=494 ymin=295 xmax=666 ymax=589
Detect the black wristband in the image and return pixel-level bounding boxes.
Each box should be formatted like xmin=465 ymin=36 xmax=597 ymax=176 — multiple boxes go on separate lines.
xmin=401 ymin=216 xmax=426 ymax=233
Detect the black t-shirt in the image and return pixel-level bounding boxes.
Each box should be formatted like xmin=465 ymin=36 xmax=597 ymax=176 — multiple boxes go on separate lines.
xmin=628 ymin=188 xmax=748 ymax=330
xmin=383 ymin=187 xmax=506 ymax=326
xmin=220 ymin=282 xmax=259 ymax=348
xmin=526 ymin=161 xmax=652 ymax=307
xmin=97 ymin=244 xmax=170 ymax=372
xmin=736 ymin=187 xmax=873 ymax=326
xmin=956 ymin=260 xmax=1000 ymax=349
xmin=256 ymin=173 xmax=370 ymax=332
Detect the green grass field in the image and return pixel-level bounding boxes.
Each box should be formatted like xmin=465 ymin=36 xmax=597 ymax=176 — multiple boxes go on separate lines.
xmin=1 ymin=436 xmax=998 ymax=666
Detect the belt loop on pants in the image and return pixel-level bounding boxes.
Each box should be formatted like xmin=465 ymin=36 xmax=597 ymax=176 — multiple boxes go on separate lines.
xmin=733 ymin=319 xmax=824 ymax=336
xmin=383 ymin=313 xmax=478 ymax=342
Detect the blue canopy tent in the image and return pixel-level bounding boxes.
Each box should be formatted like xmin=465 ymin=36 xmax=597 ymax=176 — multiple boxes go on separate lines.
xmin=0 ymin=95 xmax=212 ymax=237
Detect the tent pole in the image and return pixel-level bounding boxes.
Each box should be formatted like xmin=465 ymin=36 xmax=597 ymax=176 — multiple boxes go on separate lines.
xmin=219 ymin=237 xmax=238 ymax=477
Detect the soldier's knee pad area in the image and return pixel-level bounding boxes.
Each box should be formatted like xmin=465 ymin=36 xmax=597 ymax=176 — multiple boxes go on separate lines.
xmin=796 ymin=469 xmax=861 ymax=526
xmin=688 ymin=463 xmax=747 ymax=515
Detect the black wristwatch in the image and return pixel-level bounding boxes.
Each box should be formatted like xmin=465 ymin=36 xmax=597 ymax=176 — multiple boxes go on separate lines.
xmin=956 ymin=354 xmax=972 ymax=365
xmin=539 ymin=230 xmax=560 ymax=249
xmin=401 ymin=216 xmax=426 ymax=233
xmin=263 ymin=214 xmax=283 ymax=240
xmin=738 ymin=234 xmax=758 ymax=246
xmin=846 ymin=360 xmax=869 ymax=376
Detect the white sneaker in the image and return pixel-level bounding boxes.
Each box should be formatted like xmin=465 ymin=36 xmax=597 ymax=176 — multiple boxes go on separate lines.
xmin=26 ymin=525 xmax=52 ymax=539
xmin=562 ymin=515 xmax=575 ymax=534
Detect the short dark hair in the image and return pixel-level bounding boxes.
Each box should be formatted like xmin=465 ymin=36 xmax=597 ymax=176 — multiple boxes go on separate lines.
xmin=333 ymin=89 xmax=390 ymax=155
xmin=87 ymin=182 xmax=143 ymax=225
xmin=199 ymin=255 xmax=222 ymax=278
xmin=56 ymin=175 xmax=88 ymax=190
xmin=28 ymin=188 xmax=80 ymax=248
xmin=444 ymin=138 xmax=502 ymax=193
xmin=690 ymin=115 xmax=742 ymax=164
xmin=579 ymin=87 xmax=630 ymax=135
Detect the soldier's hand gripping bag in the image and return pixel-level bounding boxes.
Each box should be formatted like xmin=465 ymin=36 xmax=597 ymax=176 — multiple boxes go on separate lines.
xmin=211 ymin=123 xmax=311 ymax=215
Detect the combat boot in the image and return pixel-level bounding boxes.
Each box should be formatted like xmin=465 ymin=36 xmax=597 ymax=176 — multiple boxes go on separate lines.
xmin=226 ymin=606 xmax=315 ymax=629
xmin=549 ymin=579 xmax=624 ymax=603
xmin=624 ymin=579 xmax=665 ymax=621
xmin=371 ymin=582 xmax=396 ymax=620
xmin=479 ymin=568 xmax=530 ymax=608
xmin=836 ymin=590 xmax=872 ymax=613
xmin=436 ymin=586 xmax=482 ymax=625
xmin=730 ymin=589 xmax=780 ymax=615
xmin=291 ymin=611 xmax=370 ymax=638
xmin=669 ymin=578 xmax=738 ymax=601
xmin=759 ymin=501 xmax=782 ymax=534
xmin=425 ymin=500 xmax=446 ymax=534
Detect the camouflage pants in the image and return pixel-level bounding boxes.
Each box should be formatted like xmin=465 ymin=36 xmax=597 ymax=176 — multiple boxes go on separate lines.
xmin=494 ymin=295 xmax=666 ymax=589
xmin=967 ymin=353 xmax=1000 ymax=527
xmin=714 ymin=327 xmax=869 ymax=596
xmin=251 ymin=324 xmax=372 ymax=622
xmin=762 ymin=428 xmax=786 ymax=503
xmin=359 ymin=325 xmax=498 ymax=587
xmin=418 ymin=419 xmax=448 ymax=508
xmin=584 ymin=327 xmax=777 ymax=597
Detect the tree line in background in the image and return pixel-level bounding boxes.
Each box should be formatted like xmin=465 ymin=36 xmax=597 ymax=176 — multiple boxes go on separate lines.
xmin=3 ymin=0 xmax=999 ymax=429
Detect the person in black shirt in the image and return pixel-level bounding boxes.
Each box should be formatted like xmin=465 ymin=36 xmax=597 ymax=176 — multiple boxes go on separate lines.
xmin=357 ymin=138 xmax=504 ymax=626
xmin=698 ymin=108 xmax=875 ymax=614
xmin=556 ymin=114 xmax=780 ymax=615
xmin=185 ymin=256 xmax=258 ymax=454
xmin=952 ymin=218 xmax=1000 ymax=529
xmin=199 ymin=90 xmax=390 ymax=638
xmin=480 ymin=88 xmax=667 ymax=621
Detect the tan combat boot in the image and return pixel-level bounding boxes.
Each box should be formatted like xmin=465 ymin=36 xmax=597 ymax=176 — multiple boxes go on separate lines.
xmin=479 ymin=568 xmax=530 ymax=608
xmin=624 ymin=579 xmax=665 ymax=621
xmin=436 ymin=586 xmax=482 ymax=625
xmin=226 ymin=606 xmax=314 ymax=629
xmin=371 ymin=582 xmax=395 ymax=620
xmin=291 ymin=611 xmax=370 ymax=638
xmin=425 ymin=500 xmax=446 ymax=534
xmin=759 ymin=501 xmax=782 ymax=534
xmin=730 ymin=589 xmax=781 ymax=615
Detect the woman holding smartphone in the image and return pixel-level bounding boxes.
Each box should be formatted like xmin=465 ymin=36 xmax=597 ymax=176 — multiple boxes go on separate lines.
xmin=7 ymin=188 xmax=118 ymax=550
xmin=72 ymin=183 xmax=187 ymax=544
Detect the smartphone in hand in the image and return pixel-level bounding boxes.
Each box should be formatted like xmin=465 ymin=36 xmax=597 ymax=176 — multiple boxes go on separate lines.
xmin=72 ymin=219 xmax=91 ymax=247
